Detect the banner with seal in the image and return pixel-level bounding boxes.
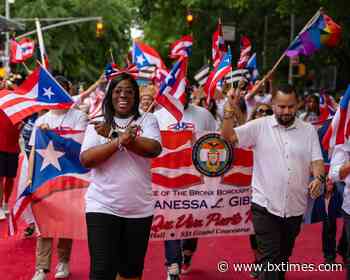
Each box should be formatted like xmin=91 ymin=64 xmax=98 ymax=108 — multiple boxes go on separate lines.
xmin=151 ymin=131 xmax=254 ymax=240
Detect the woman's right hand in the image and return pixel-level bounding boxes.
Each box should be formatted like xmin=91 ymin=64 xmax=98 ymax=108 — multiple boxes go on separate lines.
xmin=119 ymin=125 xmax=139 ymax=147
xmin=90 ymin=121 xmax=111 ymax=138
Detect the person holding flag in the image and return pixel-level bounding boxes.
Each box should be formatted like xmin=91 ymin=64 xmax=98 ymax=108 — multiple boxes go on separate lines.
xmin=222 ymin=84 xmax=325 ymax=280
xmin=30 ymin=76 xmax=88 ymax=280
xmin=80 ymin=73 xmax=162 ymax=280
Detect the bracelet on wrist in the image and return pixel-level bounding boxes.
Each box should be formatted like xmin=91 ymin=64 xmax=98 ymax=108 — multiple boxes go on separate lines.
xmin=316 ymin=175 xmax=326 ymax=184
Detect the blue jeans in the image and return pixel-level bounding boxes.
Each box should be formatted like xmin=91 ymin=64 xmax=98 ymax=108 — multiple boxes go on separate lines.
xmin=164 ymin=238 xmax=198 ymax=267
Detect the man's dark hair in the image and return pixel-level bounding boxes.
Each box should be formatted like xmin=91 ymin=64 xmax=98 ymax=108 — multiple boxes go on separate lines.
xmin=102 ymin=73 xmax=140 ymax=128
xmin=272 ymin=84 xmax=298 ymax=100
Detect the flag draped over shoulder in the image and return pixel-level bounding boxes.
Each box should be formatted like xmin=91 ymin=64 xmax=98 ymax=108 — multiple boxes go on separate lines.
xmin=286 ymin=12 xmax=341 ymax=57
xmin=10 ymin=129 xmax=90 ymax=238
xmin=0 ymin=66 xmax=73 ymax=124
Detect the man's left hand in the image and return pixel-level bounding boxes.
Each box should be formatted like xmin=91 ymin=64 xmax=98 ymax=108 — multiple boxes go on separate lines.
xmin=308 ymin=178 xmax=322 ymax=199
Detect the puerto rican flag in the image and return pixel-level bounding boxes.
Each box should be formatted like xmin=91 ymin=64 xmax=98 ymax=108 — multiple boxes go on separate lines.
xmin=10 ymin=38 xmax=35 ymax=64
xmin=322 ymin=85 xmax=350 ymax=154
xmin=9 ymin=129 xmax=89 ymax=236
xmin=237 ymin=36 xmax=252 ymax=69
xmin=155 ymin=57 xmax=187 ymax=122
xmin=212 ymin=19 xmax=226 ymax=67
xmin=169 ymin=35 xmax=193 ymax=59
xmin=246 ymin=53 xmax=259 ymax=82
xmin=132 ymin=41 xmax=168 ymax=84
xmin=104 ymin=63 xmax=139 ymax=80
xmin=204 ymin=48 xmax=232 ymax=103
xmin=317 ymin=92 xmax=337 ymax=125
xmin=0 ymin=65 xmax=73 ymax=124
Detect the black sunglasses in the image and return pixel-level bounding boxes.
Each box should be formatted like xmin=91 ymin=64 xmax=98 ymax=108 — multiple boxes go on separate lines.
xmin=257 ymin=108 xmax=273 ymax=115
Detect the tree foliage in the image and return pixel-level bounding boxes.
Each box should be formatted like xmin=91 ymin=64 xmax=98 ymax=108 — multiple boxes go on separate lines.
xmin=134 ymin=0 xmax=350 ymax=90
xmin=0 ymin=0 xmax=134 ymax=83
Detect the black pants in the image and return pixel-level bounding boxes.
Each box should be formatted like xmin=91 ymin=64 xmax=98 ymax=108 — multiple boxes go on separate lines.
xmin=342 ymin=211 xmax=350 ymax=280
xmin=322 ymin=216 xmax=347 ymax=260
xmin=86 ymin=212 xmax=153 ymax=280
xmin=252 ymin=203 xmax=303 ymax=280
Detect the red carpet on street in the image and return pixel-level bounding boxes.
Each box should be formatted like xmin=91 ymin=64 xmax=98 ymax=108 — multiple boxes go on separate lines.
xmin=0 ymin=221 xmax=346 ymax=280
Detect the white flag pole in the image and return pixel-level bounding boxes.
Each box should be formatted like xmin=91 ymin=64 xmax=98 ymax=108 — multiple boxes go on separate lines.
xmin=35 ymin=18 xmax=46 ymax=68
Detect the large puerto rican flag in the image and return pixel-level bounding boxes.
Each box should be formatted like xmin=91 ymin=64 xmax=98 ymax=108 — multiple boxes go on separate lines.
xmin=0 ymin=65 xmax=73 ymax=124
xmin=155 ymin=57 xmax=187 ymax=122
xmin=10 ymin=129 xmax=89 ymax=238
xmin=322 ymin=85 xmax=350 ymax=154
xmin=204 ymin=48 xmax=232 ymax=103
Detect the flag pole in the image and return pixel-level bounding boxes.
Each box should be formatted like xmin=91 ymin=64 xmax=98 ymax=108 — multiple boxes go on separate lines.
xmin=252 ymin=7 xmax=323 ymax=93
xmin=35 ymin=18 xmax=46 ymax=68
xmin=22 ymin=62 xmax=31 ymax=74
xmin=109 ymin=47 xmax=115 ymax=64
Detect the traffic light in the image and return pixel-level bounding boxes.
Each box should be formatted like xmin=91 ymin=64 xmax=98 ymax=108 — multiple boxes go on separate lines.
xmin=96 ymin=21 xmax=104 ymax=38
xmin=186 ymin=11 xmax=194 ymax=26
xmin=298 ymin=63 xmax=306 ymax=77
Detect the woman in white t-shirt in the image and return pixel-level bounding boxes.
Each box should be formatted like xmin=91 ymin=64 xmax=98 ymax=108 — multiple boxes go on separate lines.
xmin=80 ymin=73 xmax=162 ymax=280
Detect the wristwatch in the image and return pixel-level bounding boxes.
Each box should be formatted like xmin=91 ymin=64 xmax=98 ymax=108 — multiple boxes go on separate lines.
xmin=111 ymin=130 xmax=119 ymax=139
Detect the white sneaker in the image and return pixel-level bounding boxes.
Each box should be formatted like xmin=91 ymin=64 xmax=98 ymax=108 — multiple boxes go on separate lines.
xmin=32 ymin=269 xmax=47 ymax=280
xmin=55 ymin=262 xmax=70 ymax=278
xmin=3 ymin=203 xmax=9 ymax=214
xmin=0 ymin=208 xmax=6 ymax=220
xmin=167 ymin=263 xmax=180 ymax=280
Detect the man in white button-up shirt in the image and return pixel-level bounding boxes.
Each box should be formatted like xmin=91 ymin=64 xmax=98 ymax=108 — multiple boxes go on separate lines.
xmin=222 ymin=84 xmax=324 ymax=280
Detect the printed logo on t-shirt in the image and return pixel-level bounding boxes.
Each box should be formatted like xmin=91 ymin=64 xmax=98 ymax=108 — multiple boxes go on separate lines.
xmin=167 ymin=122 xmax=195 ymax=131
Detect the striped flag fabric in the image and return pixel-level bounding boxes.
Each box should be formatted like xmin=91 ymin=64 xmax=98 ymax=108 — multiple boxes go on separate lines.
xmin=0 ymin=66 xmax=73 ymax=124
xmin=224 ymin=68 xmax=251 ymax=85
xmin=322 ymin=85 xmax=350 ymax=154
xmin=169 ymin=35 xmax=193 ymax=59
xmin=155 ymin=57 xmax=187 ymax=122
xmin=10 ymin=38 xmax=35 ymax=64
xmin=132 ymin=41 xmax=168 ymax=84
xmin=193 ymin=64 xmax=210 ymax=86
xmin=204 ymin=49 xmax=232 ymax=103
xmin=212 ymin=19 xmax=226 ymax=67
xmin=9 ymin=128 xmax=89 ymax=237
xmin=237 ymin=36 xmax=252 ymax=69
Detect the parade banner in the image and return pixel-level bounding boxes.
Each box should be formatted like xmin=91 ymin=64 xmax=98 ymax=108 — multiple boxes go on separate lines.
xmin=150 ymin=131 xmax=254 ymax=240
xmin=10 ymin=130 xmax=254 ymax=240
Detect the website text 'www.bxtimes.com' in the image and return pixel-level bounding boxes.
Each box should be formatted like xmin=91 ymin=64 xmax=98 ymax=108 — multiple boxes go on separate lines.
xmin=217 ymin=261 xmax=343 ymax=273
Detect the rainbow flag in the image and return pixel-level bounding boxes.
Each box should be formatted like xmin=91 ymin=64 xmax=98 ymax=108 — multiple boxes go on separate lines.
xmin=286 ymin=13 xmax=341 ymax=57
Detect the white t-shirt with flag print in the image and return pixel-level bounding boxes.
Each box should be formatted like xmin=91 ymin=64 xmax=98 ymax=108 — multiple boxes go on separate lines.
xmin=154 ymin=104 xmax=217 ymax=131
xmin=81 ymin=113 xmax=161 ymax=218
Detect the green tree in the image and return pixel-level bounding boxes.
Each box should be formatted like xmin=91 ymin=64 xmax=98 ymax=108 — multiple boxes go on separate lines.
xmin=1 ymin=0 xmax=134 ymax=83
xmin=134 ymin=0 xmax=350 ymax=90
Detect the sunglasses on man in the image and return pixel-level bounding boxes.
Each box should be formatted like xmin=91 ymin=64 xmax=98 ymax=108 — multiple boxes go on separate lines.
xmin=257 ymin=108 xmax=273 ymax=115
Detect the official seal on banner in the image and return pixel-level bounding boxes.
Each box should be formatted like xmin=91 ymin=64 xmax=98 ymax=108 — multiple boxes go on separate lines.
xmin=192 ymin=133 xmax=233 ymax=177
